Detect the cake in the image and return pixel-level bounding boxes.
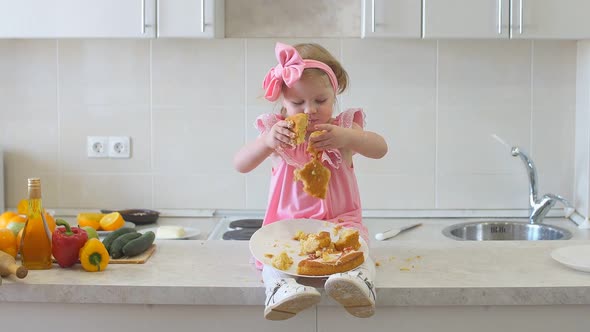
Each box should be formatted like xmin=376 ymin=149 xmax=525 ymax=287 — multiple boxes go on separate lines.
xmin=285 ymin=113 xmax=309 ymax=145
xmin=306 ymin=130 xmax=326 ymax=157
xmin=334 ymin=228 xmax=361 ymax=251
xmin=294 ymin=158 xmax=331 ymax=199
xmin=299 ymin=231 xmax=332 ymax=255
xmin=297 ymin=250 xmax=365 ymax=276
xmin=292 ymin=129 xmax=330 ymax=199
xmin=295 ymin=228 xmax=364 ymax=276
xmin=271 ymin=251 xmax=294 ymax=271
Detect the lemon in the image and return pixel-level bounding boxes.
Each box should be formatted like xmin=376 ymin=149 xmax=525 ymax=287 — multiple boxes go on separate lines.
xmin=99 ymin=212 xmax=124 ymax=231
xmin=77 ymin=212 xmax=104 ymax=230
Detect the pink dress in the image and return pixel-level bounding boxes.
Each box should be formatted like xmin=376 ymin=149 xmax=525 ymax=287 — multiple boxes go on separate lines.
xmin=255 ymin=108 xmax=369 ymax=242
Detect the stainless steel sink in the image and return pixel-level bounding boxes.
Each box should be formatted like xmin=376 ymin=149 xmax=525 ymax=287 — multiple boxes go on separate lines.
xmin=442 ymin=220 xmax=572 ymax=241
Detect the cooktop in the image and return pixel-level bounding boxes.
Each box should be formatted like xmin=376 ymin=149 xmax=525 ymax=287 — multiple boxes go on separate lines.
xmin=208 ymin=216 xmax=263 ymax=240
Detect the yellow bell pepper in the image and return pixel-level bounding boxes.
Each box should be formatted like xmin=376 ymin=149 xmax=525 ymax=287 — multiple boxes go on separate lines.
xmin=79 ymin=238 xmax=109 ymax=272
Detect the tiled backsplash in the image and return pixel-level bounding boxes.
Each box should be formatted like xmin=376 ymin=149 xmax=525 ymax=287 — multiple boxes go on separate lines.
xmin=0 ymin=39 xmax=576 ymax=212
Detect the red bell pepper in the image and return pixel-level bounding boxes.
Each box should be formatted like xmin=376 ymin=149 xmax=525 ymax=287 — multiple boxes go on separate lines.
xmin=52 ymin=219 xmax=88 ymax=268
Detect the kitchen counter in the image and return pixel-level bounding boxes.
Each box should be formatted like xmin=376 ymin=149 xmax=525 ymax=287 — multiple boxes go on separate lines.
xmin=1 ymin=217 xmax=590 ymax=306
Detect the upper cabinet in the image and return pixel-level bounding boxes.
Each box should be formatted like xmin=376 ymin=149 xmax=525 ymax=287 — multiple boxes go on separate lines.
xmin=0 ymin=0 xmax=156 ymax=38
xmin=423 ymin=0 xmax=509 ymax=39
xmin=157 ymin=0 xmax=224 ymax=38
xmin=361 ymin=0 xmax=421 ymax=38
xmin=510 ymin=0 xmax=590 ymax=39
xmin=2 ymin=0 xmax=589 ymax=40
xmin=373 ymin=0 xmax=590 ymax=40
xmin=0 ymin=0 xmax=223 ymax=39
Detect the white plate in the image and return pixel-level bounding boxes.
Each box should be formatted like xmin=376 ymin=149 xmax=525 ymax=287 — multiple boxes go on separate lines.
xmin=249 ymin=218 xmax=368 ymax=278
xmin=550 ymin=245 xmax=590 ymax=272
xmin=140 ymin=226 xmax=201 ymax=240
xmin=96 ymin=221 xmax=136 ymax=236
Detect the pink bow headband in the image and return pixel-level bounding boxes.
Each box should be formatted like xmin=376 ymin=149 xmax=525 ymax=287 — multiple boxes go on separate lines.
xmin=262 ymin=42 xmax=339 ymax=102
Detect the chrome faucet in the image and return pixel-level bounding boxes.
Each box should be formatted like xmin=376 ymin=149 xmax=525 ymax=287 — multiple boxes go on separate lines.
xmin=511 ymin=146 xmax=573 ymax=224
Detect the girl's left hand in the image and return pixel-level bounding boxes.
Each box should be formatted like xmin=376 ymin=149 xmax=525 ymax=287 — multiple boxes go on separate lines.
xmin=309 ymin=124 xmax=351 ymax=151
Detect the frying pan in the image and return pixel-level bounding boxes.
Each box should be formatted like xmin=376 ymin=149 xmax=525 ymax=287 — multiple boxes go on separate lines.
xmin=100 ymin=209 xmax=160 ymax=225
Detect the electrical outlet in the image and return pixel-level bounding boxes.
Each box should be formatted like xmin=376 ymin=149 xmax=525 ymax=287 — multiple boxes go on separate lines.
xmin=108 ymin=136 xmax=131 ymax=158
xmin=87 ymin=136 xmax=109 ymax=158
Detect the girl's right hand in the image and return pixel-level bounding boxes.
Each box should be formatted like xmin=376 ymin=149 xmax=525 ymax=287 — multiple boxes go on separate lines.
xmin=265 ymin=120 xmax=295 ymax=150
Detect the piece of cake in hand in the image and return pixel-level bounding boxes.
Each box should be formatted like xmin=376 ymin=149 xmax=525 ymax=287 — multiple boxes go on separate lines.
xmin=294 ymin=158 xmax=331 ymax=199
xmin=285 ymin=113 xmax=309 ymax=145
xmin=307 ymin=130 xmax=326 ymax=157
xmin=271 ymin=251 xmax=294 ymax=271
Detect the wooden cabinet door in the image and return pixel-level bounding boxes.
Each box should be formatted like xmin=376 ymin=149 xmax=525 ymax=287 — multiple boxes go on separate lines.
xmin=361 ymin=0 xmax=421 ymax=38
xmin=0 ymin=0 xmax=156 ymax=38
xmin=157 ymin=0 xmax=224 ymax=38
xmin=511 ymin=0 xmax=590 ymax=39
xmin=423 ymin=0 xmax=509 ymax=39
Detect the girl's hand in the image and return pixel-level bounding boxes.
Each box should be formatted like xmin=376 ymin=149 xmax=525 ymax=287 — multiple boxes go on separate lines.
xmin=309 ymin=124 xmax=352 ymax=151
xmin=265 ymin=120 xmax=295 ymax=150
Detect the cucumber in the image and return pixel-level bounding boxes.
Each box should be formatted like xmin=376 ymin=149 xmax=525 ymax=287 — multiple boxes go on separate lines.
xmin=123 ymin=231 xmax=156 ymax=257
xmin=102 ymin=227 xmax=137 ymax=252
xmin=110 ymin=232 xmax=142 ymax=258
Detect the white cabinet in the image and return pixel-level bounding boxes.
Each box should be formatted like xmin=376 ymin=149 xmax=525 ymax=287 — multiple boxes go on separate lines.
xmin=361 ymin=0 xmax=421 ymax=38
xmin=510 ymin=0 xmax=590 ymax=39
xmin=157 ymin=0 xmax=224 ymax=38
xmin=0 ymin=0 xmax=156 ymax=38
xmin=423 ymin=0 xmax=509 ymax=39
xmin=0 ymin=0 xmax=224 ymax=39
xmin=423 ymin=0 xmax=590 ymax=39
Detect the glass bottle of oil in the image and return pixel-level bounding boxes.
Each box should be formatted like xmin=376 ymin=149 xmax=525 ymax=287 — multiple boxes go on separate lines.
xmin=21 ymin=178 xmax=52 ymax=269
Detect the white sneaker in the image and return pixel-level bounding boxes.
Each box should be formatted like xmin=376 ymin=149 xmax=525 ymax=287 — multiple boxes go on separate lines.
xmin=264 ymin=279 xmax=321 ymax=320
xmin=325 ymin=270 xmax=376 ymax=318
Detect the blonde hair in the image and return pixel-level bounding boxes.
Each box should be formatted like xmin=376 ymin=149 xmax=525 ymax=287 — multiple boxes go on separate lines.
xmin=293 ymin=43 xmax=349 ymax=94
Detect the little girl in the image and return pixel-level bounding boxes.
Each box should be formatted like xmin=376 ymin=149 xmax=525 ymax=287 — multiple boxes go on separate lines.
xmin=233 ymin=42 xmax=388 ymax=320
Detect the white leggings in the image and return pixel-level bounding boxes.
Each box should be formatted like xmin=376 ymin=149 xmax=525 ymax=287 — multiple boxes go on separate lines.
xmin=262 ymin=256 xmax=376 ymax=289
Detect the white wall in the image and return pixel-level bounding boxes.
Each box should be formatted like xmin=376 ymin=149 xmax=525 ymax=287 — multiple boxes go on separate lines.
xmin=0 ymin=39 xmax=576 ymax=212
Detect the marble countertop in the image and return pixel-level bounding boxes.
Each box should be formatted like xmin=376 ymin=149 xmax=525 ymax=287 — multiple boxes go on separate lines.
xmin=1 ymin=217 xmax=590 ymax=307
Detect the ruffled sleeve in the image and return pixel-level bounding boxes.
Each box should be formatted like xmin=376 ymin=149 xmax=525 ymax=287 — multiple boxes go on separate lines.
xmin=255 ymin=113 xmax=283 ymax=134
xmin=335 ymin=108 xmax=365 ymax=129
xmin=316 ymin=109 xmax=365 ymax=168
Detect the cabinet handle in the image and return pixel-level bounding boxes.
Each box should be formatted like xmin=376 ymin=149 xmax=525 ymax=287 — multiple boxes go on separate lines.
xmin=519 ymin=0 xmax=523 ymax=34
xmin=371 ymin=0 xmax=375 ymax=33
xmin=141 ymin=0 xmax=146 ymax=34
xmin=497 ymin=0 xmax=502 ymax=34
xmin=201 ymin=0 xmax=205 ymax=32
xmin=156 ymin=0 xmax=160 ymax=37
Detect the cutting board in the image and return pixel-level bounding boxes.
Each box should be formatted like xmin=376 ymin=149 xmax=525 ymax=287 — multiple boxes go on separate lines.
xmin=50 ymin=244 xmax=157 ymax=265
xmin=110 ymin=244 xmax=156 ymax=264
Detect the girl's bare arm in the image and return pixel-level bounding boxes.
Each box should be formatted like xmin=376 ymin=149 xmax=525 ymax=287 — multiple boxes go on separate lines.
xmin=233 ymin=120 xmax=295 ymax=173
xmin=346 ymin=123 xmax=388 ymax=159
xmin=233 ymin=135 xmax=274 ymax=173
xmin=311 ymin=123 xmax=388 ymax=159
